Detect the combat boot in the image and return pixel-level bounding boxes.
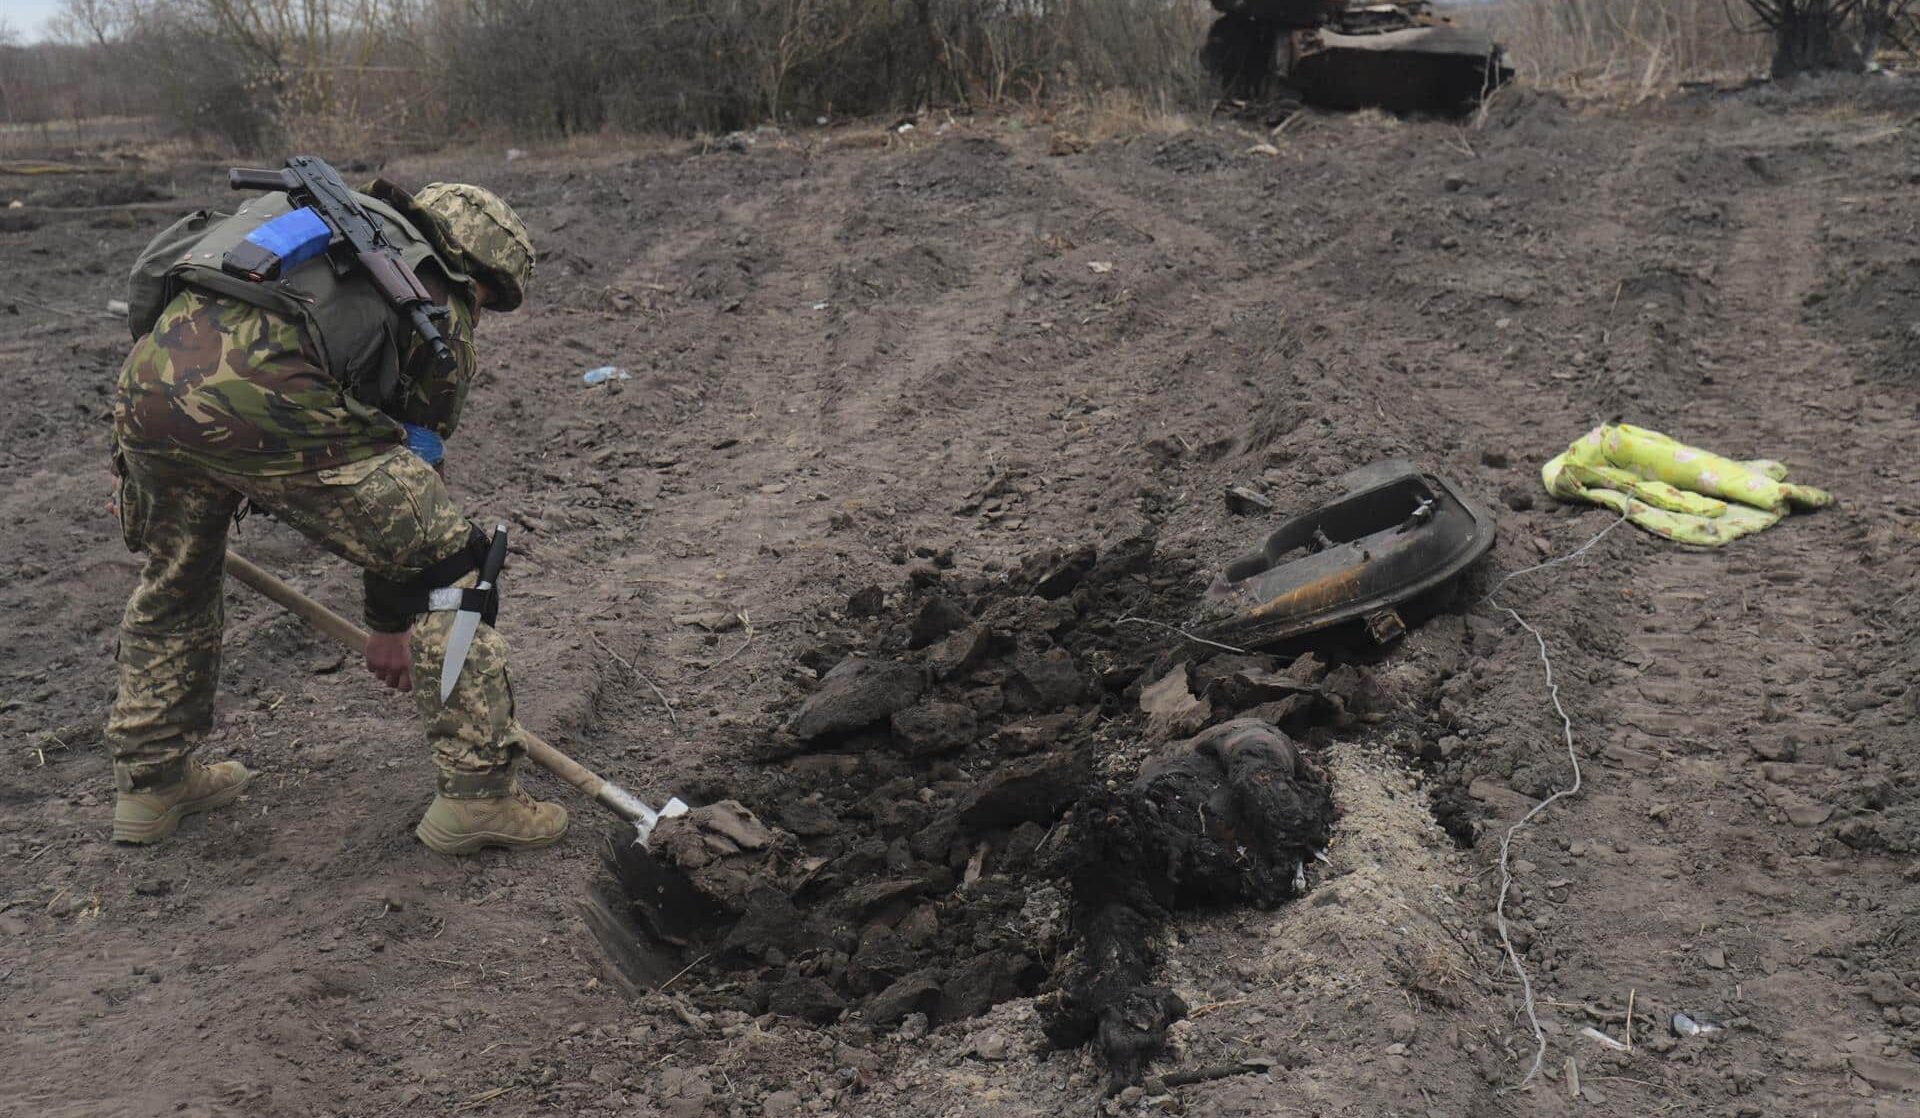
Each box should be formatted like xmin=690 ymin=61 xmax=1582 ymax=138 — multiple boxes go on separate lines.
xmin=112 ymin=760 xmax=254 ymax=844
xmin=415 ymin=780 xmax=568 ymax=855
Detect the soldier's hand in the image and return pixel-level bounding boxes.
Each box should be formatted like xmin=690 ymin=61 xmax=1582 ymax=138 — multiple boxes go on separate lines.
xmin=366 ymin=628 xmax=414 ymax=692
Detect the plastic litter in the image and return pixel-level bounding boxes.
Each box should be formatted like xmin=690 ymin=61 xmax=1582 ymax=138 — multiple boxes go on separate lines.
xmin=401 ymin=423 xmax=444 ymax=466
xmin=583 ymin=366 xmax=632 ymax=385
xmin=1579 ymin=1026 xmax=1629 ymax=1051
xmin=1670 ymin=1012 xmax=1725 ymax=1038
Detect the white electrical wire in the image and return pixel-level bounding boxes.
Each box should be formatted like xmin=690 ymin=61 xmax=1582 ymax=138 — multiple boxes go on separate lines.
xmin=1480 ymin=512 xmax=1630 ymax=1089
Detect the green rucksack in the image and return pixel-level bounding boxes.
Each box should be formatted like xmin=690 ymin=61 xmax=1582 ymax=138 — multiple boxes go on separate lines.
xmin=125 ymin=190 xmax=470 ymax=406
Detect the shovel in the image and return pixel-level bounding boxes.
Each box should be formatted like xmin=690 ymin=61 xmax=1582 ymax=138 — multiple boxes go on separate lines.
xmin=223 ymin=550 xmax=688 ymax=844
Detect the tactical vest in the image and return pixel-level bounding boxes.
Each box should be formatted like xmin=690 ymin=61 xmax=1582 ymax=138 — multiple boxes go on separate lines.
xmin=126 ymin=191 xmax=471 ymax=407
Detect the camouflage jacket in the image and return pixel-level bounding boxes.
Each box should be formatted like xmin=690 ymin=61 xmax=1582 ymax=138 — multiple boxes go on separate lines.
xmin=114 ymin=271 xmax=477 ymax=476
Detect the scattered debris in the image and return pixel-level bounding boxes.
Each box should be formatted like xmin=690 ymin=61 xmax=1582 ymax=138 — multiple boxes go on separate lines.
xmin=1161 ymin=1056 xmax=1281 ymax=1087
xmin=1224 ymin=484 xmax=1274 ymax=515
xmin=583 ymin=365 xmax=632 ymax=385
xmin=672 ymin=609 xmax=743 ymax=632
xmin=1138 ymin=663 xmax=1212 ymax=741
xmin=1670 ymin=1012 xmax=1725 ymax=1038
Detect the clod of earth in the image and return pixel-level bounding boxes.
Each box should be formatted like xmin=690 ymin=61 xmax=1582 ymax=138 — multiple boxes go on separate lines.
xmin=846 ymin=585 xmax=886 ymax=618
xmin=784 ymin=657 xmax=927 ymax=742
xmin=908 ymin=595 xmax=974 ymax=649
xmin=1139 ymin=662 xmax=1213 ymax=741
xmin=955 ymin=750 xmax=1090 ymax=829
xmin=889 ymin=701 xmax=979 ymax=757
xmin=1004 ymin=647 xmax=1090 ymax=712
xmin=1018 ymin=543 xmax=1099 ymax=600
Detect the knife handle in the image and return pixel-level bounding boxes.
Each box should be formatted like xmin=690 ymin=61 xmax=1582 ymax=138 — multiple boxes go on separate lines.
xmin=480 ymin=524 xmax=510 ymax=585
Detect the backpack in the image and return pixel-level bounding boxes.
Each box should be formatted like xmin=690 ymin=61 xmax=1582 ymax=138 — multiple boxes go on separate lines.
xmin=125 ymin=190 xmax=470 ymax=406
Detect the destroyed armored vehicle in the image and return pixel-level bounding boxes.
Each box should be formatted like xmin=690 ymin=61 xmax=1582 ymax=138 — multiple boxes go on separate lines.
xmin=1204 ymin=0 xmax=1514 ymax=115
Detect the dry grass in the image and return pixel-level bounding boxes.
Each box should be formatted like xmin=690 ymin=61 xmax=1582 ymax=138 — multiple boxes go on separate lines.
xmin=1058 ymin=89 xmax=1197 ymax=143
xmin=1455 ymin=0 xmax=1771 ymax=98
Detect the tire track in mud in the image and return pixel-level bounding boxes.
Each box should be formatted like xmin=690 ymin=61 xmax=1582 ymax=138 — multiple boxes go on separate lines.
xmin=1490 ymin=159 xmax=1920 ymax=1114
xmin=583 ymin=150 xmax=1059 ymax=783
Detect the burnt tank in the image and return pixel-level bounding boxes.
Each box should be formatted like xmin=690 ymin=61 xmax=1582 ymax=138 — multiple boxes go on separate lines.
xmin=1204 ymin=0 xmax=1514 ymax=115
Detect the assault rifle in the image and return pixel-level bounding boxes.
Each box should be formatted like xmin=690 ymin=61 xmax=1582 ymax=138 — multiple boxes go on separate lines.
xmin=226 ymin=155 xmax=457 ymax=374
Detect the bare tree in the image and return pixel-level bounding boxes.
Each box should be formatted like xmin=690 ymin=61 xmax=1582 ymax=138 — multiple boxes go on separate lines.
xmin=9 ymin=0 xmax=1214 ymax=149
xmin=1854 ymin=0 xmax=1919 ymax=57
xmin=1739 ymin=0 xmax=1868 ymax=75
xmin=52 ymin=0 xmax=134 ymax=45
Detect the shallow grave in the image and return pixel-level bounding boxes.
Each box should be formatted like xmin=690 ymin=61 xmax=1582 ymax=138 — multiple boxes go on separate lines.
xmin=589 ymin=533 xmax=1373 ymax=1085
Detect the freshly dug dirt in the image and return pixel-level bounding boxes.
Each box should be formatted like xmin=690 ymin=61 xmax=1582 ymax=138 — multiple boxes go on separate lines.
xmin=591 ymin=548 xmax=1346 ymax=1088
xmin=5 ymin=75 xmax=1920 ymax=1117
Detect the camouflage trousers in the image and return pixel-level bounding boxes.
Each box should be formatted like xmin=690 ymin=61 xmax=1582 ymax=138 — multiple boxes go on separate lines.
xmin=107 ymin=447 xmax=527 ymax=796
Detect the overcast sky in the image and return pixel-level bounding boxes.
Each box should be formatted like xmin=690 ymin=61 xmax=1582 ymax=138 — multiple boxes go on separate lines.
xmin=2 ymin=0 xmax=66 ymax=41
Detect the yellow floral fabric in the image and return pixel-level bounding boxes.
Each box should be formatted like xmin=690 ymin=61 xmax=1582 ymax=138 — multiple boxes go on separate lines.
xmin=1542 ymin=424 xmax=1831 ymax=545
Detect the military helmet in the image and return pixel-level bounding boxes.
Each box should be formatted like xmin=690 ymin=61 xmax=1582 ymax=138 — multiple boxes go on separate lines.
xmin=413 ymin=182 xmax=535 ymax=312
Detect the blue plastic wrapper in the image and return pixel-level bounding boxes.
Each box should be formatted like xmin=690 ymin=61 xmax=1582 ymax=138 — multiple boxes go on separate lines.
xmin=402 ymin=423 xmax=444 ymax=465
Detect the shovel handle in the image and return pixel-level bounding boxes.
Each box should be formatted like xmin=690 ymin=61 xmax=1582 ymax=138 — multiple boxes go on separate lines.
xmin=223 ymin=550 xmax=649 ymax=825
xmin=226 ymin=551 xmax=368 ymax=653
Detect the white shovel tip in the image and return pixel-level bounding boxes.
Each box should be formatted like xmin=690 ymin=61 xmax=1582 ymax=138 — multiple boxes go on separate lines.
xmin=630 ymin=798 xmax=693 ymax=847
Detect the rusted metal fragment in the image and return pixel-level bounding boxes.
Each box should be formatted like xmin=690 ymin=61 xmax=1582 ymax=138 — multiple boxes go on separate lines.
xmin=1290 ymin=24 xmax=1513 ymax=115
xmin=1196 ymin=459 xmax=1495 ymax=650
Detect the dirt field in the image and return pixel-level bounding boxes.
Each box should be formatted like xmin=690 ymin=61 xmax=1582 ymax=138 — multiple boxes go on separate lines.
xmin=5 ymin=77 xmax=1920 ymax=1117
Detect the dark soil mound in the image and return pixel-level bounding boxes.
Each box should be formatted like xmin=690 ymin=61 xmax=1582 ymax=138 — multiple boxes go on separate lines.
xmin=596 ymin=534 xmax=1367 ymax=1085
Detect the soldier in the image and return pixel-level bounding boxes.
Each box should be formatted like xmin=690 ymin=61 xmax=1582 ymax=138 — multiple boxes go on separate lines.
xmin=106 ymin=176 xmax=568 ymax=854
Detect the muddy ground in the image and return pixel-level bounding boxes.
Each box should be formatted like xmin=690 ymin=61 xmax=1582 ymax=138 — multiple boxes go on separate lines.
xmin=4 ymin=77 xmax=1920 ymax=1117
